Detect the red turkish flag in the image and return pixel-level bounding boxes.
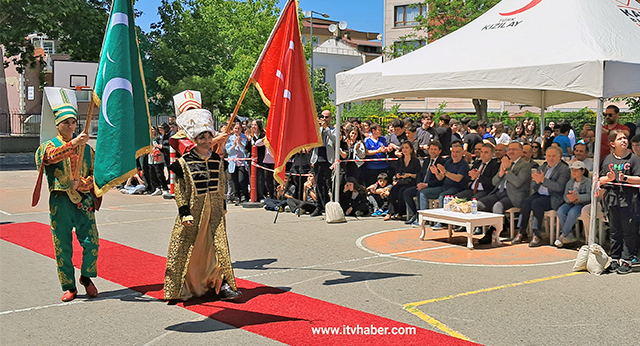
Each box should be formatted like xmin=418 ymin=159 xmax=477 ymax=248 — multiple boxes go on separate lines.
xmin=250 ymin=0 xmax=322 ymax=185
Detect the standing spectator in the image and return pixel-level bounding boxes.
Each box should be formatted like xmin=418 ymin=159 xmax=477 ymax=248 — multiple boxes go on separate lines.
xmin=513 ymin=146 xmax=570 ymax=247
xmin=542 ymin=126 xmax=554 ymax=151
xmin=631 ymin=134 xmax=640 ymax=157
xmin=226 ymin=122 xmax=250 ymax=204
xmin=600 ymin=105 xmax=631 ymax=159
xmin=599 ymin=130 xmax=640 ymax=274
xmin=361 ymin=120 xmax=372 ymax=138
xmin=384 ymin=141 xmax=420 ymax=221
xmin=459 ymin=116 xmax=471 ymax=138
xmin=555 ymin=161 xmax=591 ymax=247
xmin=405 ymin=123 xmax=425 ymax=157
xmin=436 ymin=114 xmax=453 ymax=156
xmin=245 ymin=119 xmax=267 ymax=201
xmin=363 ymin=123 xmax=390 ymax=186
xmin=524 ymin=122 xmax=543 ymax=145
xmin=552 ymin=123 xmax=573 ymax=158
xmin=149 ymin=126 xmax=169 ymax=196
xmin=310 ymin=110 xmax=337 ymax=217
xmin=450 ymin=119 xmax=462 ymax=143
xmin=339 ymin=125 xmax=366 ymax=181
xmin=493 ymin=122 xmax=511 ymax=145
xmin=477 ymin=120 xmax=496 ymax=145
xmin=416 ymin=113 xmax=438 ymax=154
xmin=386 ymin=118 xmax=407 ymax=176
xmin=463 ymin=120 xmax=483 ymax=154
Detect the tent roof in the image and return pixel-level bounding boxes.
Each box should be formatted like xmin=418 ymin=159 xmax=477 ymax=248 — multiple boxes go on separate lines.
xmin=336 ymin=0 xmax=640 ymax=106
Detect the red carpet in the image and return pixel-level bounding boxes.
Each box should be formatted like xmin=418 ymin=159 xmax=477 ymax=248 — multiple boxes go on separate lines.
xmin=1 ymin=222 xmax=478 ymax=345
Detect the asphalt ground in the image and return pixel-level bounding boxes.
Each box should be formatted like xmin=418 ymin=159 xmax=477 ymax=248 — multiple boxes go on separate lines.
xmin=1 ymin=153 xmax=639 ymax=345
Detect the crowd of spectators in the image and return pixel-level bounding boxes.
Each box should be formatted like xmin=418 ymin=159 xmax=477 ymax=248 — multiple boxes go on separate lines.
xmin=121 ymin=105 xmax=640 ymax=274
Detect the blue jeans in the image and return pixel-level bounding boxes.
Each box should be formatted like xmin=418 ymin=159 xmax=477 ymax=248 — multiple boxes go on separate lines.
xmin=418 ymin=186 xmax=444 ymax=210
xmin=557 ymin=203 xmax=585 ymax=237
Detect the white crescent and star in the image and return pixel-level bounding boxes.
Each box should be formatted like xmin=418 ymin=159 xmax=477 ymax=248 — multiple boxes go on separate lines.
xmin=100 ymin=11 xmax=132 ymax=128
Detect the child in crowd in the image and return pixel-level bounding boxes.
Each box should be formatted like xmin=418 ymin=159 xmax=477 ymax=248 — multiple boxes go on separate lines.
xmin=599 ymin=130 xmax=640 ymax=274
xmin=552 ymin=123 xmax=573 ymax=157
xmin=368 ymin=173 xmax=391 ymax=216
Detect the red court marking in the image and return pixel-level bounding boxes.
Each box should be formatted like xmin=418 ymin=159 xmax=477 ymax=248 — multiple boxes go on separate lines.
xmin=363 ymin=228 xmax=576 ymax=265
xmin=1 ymin=222 xmax=478 ymax=346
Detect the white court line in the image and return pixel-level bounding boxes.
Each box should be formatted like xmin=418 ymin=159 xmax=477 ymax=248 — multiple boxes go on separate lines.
xmin=0 ymin=292 xmax=142 ymax=316
xmin=355 ymin=229 xmax=576 ymax=267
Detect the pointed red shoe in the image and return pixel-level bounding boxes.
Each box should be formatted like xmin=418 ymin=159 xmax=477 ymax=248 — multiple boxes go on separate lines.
xmin=82 ymin=282 xmax=98 ymax=298
xmin=61 ymin=290 xmax=77 ymax=302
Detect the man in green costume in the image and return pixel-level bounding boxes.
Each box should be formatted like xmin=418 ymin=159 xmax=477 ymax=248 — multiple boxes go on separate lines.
xmin=34 ymin=87 xmax=100 ymax=302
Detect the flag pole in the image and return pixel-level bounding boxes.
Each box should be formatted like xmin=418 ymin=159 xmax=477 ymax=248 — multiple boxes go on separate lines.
xmin=74 ymin=93 xmax=96 ymax=181
xmin=225 ymin=79 xmax=253 ymax=133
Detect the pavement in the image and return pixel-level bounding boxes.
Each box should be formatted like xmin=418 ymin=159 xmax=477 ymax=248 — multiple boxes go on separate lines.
xmin=1 ymin=152 xmax=639 ymax=345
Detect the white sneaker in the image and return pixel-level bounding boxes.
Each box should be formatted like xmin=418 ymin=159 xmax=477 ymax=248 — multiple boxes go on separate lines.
xmin=151 ymin=188 xmax=162 ymax=196
xmin=284 ymin=205 xmax=291 ymax=212
xmin=554 ymin=239 xmax=563 ymax=247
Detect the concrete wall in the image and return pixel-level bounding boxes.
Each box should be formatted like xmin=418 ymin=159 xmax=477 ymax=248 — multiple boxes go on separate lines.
xmin=0 ymin=135 xmax=40 ymax=153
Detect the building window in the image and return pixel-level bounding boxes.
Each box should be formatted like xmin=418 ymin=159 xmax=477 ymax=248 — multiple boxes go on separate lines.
xmin=31 ymin=37 xmax=55 ymax=54
xmin=393 ymin=39 xmax=426 ymax=56
xmin=394 ymin=4 xmax=425 ymax=27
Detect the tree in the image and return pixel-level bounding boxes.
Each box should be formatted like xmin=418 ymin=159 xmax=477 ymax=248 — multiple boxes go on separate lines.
xmin=0 ymin=0 xmax=109 ymax=74
xmin=384 ymin=0 xmax=499 ymax=122
xmin=144 ymin=0 xmax=281 ymax=119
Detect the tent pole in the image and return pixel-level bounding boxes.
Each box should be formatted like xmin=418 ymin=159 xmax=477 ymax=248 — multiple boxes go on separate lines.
xmin=588 ymin=98 xmax=604 ymax=245
xmin=334 ymin=103 xmax=342 ymax=203
xmin=540 ymin=90 xmax=546 ymax=137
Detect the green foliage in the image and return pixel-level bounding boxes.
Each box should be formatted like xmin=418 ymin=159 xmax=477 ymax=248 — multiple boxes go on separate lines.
xmin=145 ymin=0 xmax=280 ymax=117
xmin=0 ymin=0 xmax=109 ymax=74
xmin=311 ymin=68 xmax=334 ymax=114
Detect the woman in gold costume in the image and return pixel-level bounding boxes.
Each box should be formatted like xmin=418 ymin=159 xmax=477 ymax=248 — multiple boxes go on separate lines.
xmin=163 ymin=93 xmax=242 ymax=303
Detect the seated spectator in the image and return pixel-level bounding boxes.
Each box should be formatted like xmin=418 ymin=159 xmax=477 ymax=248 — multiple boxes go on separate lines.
xmin=599 ymin=130 xmax=640 ymax=274
xmin=404 ymin=141 xmax=445 ymax=225
xmin=555 ymin=161 xmax=591 ymax=247
xmin=450 ymin=119 xmax=462 ymax=143
xmin=511 ymin=121 xmax=526 ymax=143
xmin=524 ymin=122 xmax=543 ymax=145
xmin=368 ymin=173 xmax=391 ymax=216
xmin=531 ymin=142 xmax=544 ymax=160
xmin=493 ymin=122 xmax=511 ymax=145
xmin=512 ymin=146 xmax=570 ymax=247
xmin=384 ymin=141 xmax=421 ymax=221
xmin=457 ymin=143 xmax=500 ymax=201
xmin=264 ymin=174 xmax=295 ymax=211
xmin=363 ymin=123 xmax=390 ymax=186
xmin=522 ymin=144 xmax=539 ymax=169
xmin=477 ymin=142 xmax=532 ymax=214
xmin=569 ymin=143 xmax=593 ymax=172
xmin=286 ymin=174 xmax=318 ymax=216
xmin=120 ymin=172 xmax=147 ymax=195
xmin=341 ymin=177 xmax=370 ymax=217
xmin=418 ymin=143 xmax=469 ymax=228
xmin=552 ymin=123 xmax=573 ymax=158
xmin=494 ymin=143 xmax=507 ymax=161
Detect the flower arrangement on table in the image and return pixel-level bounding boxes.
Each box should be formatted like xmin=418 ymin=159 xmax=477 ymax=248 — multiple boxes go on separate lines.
xmin=445 ymin=198 xmax=473 ymax=213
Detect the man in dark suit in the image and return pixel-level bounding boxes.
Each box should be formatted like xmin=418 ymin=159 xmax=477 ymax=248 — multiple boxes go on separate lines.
xmin=513 ymin=146 xmax=571 ymax=247
xmin=456 ymin=143 xmax=500 ymax=201
xmin=403 ymin=141 xmax=445 ymax=225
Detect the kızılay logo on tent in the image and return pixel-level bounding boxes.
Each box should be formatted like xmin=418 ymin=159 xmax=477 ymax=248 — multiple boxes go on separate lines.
xmin=614 ymin=0 xmax=640 ymax=27
xmin=481 ymin=0 xmax=542 ymax=31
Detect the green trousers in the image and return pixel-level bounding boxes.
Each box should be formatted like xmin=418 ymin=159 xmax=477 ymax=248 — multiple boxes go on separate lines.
xmin=49 ymin=192 xmax=99 ymax=291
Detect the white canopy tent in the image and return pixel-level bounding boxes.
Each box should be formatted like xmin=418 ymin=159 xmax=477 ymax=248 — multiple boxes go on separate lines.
xmin=332 ymin=0 xmax=640 ymax=241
